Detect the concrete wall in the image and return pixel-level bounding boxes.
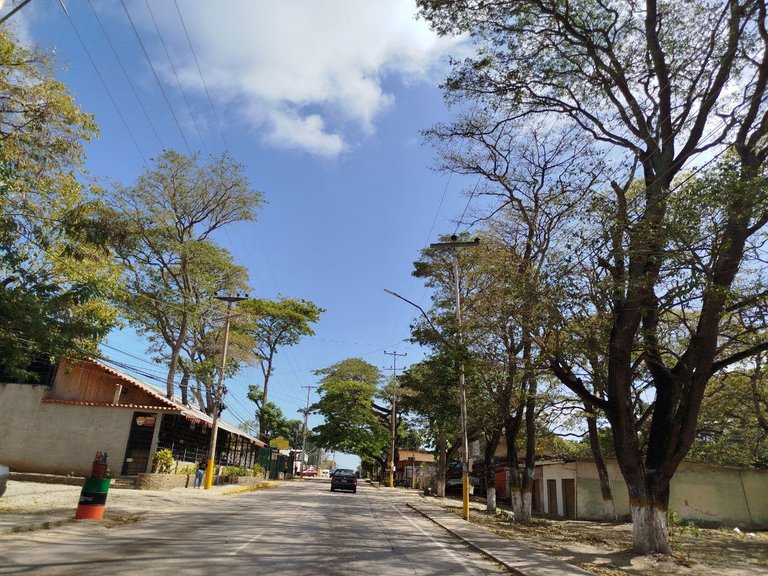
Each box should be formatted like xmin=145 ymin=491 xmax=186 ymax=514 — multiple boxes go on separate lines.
xmin=0 ymin=383 xmax=134 ymax=476
xmin=538 ymin=459 xmax=768 ymax=529
xmin=573 ymin=460 xmax=630 ymax=520
xmin=540 ymin=461 xmax=577 ymax=516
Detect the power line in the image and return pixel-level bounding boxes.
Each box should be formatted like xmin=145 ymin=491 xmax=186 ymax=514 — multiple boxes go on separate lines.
xmin=143 ymin=0 xmax=208 ymax=154
xmin=57 ymin=0 xmax=148 ymax=166
xmin=120 ymin=0 xmax=192 ymax=153
xmin=85 ymin=0 xmax=164 ymax=150
xmin=172 ymin=0 xmax=229 ymax=151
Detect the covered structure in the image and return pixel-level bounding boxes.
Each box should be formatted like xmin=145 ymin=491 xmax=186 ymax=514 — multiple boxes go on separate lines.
xmin=0 ymin=357 xmax=265 ymax=477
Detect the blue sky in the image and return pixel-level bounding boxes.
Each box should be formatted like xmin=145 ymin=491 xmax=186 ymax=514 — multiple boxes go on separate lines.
xmin=7 ymin=0 xmax=478 ymax=469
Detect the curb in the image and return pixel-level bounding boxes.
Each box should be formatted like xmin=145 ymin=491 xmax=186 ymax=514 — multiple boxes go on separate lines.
xmin=408 ymin=502 xmax=594 ymax=576
xmin=221 ymin=481 xmax=280 ymax=496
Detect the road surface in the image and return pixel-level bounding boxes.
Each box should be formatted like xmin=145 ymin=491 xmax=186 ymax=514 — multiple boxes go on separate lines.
xmin=0 ymin=480 xmax=509 ymax=575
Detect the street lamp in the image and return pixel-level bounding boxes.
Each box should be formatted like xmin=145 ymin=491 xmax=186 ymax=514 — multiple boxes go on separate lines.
xmin=204 ymin=293 xmax=247 ymax=490
xmin=385 ymin=235 xmax=479 ymax=520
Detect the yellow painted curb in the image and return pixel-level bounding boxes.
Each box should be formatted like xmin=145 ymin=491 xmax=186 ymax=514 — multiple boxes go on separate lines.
xmin=222 ymin=482 xmax=280 ymax=496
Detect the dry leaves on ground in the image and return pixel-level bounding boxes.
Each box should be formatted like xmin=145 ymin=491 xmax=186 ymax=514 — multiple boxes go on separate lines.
xmin=438 ymin=501 xmax=768 ymax=576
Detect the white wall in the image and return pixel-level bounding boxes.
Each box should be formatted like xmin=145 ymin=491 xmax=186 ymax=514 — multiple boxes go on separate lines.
xmin=0 ymin=383 xmax=135 ymax=476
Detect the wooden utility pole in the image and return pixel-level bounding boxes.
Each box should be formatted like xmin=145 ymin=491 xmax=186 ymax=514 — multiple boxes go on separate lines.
xmin=384 ymin=350 xmax=406 ymax=488
xmin=429 ymin=235 xmax=479 ymax=520
xmin=204 ymin=293 xmax=247 ymax=490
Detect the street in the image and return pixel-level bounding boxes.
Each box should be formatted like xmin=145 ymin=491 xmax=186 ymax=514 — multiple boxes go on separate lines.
xmin=0 ymin=481 xmax=508 ymax=575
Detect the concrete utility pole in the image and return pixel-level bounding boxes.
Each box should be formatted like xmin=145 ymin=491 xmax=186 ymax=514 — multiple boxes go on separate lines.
xmin=299 ymin=384 xmax=315 ymax=480
xmin=204 ymin=293 xmax=247 ymax=490
xmin=384 ymin=350 xmax=406 ymax=488
xmin=429 ymin=235 xmax=479 ymax=520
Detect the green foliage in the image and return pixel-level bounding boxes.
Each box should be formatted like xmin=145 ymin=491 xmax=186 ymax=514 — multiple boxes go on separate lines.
xmin=310 ymin=358 xmax=389 ymax=461
xmin=237 ymin=296 xmax=323 ymax=432
xmin=0 ymin=29 xmax=120 ymax=378
xmin=246 ymin=387 xmax=305 ymax=445
xmin=252 ymin=463 xmax=265 ymax=477
xmin=151 ymin=449 xmax=174 ymax=474
xmin=108 ymin=150 xmax=261 ymax=400
xmin=222 ymin=466 xmax=249 ymax=478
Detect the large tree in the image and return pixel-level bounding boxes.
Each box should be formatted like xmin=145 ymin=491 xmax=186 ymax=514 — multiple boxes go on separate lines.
xmin=239 ymin=296 xmax=323 ymax=434
xmin=419 ymin=0 xmax=768 ymax=554
xmin=310 ymin=358 xmax=390 ymax=468
xmin=400 ymin=353 xmax=461 ymax=497
xmin=0 ymin=29 xmax=120 ymax=379
xmin=109 ymin=150 xmax=262 ymax=398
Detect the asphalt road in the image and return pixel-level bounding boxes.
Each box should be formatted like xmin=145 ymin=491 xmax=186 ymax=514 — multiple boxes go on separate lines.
xmin=0 ymin=481 xmax=508 ymax=575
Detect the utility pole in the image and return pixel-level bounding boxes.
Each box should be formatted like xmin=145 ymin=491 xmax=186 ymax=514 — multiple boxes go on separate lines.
xmin=299 ymin=384 xmax=315 ymax=480
xmin=204 ymin=293 xmax=247 ymax=490
xmin=429 ymin=235 xmax=479 ymax=520
xmin=384 ymin=350 xmax=406 ymax=488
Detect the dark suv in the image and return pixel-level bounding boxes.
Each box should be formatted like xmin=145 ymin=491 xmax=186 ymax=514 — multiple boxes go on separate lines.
xmin=330 ymin=469 xmax=357 ymax=493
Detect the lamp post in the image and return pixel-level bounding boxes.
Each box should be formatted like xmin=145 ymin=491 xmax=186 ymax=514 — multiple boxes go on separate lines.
xmin=429 ymin=236 xmax=478 ymax=521
xmin=385 ymin=235 xmax=479 ymax=520
xmin=204 ymin=293 xmax=247 ymax=490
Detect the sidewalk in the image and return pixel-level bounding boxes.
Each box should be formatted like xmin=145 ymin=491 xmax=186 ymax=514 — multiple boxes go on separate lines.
xmin=0 ymin=480 xmax=276 ymax=536
xmin=409 ymin=500 xmax=594 ymax=576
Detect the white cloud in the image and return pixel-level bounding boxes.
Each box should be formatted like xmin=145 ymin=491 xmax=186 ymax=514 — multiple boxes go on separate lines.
xmin=143 ymin=0 xmax=461 ymax=157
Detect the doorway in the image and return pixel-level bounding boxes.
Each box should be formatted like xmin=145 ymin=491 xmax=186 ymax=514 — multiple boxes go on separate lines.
xmin=121 ymin=412 xmax=157 ymax=475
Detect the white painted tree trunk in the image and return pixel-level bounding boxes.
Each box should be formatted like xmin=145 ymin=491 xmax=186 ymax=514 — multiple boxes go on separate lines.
xmin=486 ymin=486 xmax=497 ymax=513
xmin=511 ymin=488 xmax=523 ymax=521
xmin=519 ymin=490 xmax=532 ymax=522
xmin=603 ymin=497 xmax=617 ymax=521
xmin=631 ymin=504 xmax=671 ymax=555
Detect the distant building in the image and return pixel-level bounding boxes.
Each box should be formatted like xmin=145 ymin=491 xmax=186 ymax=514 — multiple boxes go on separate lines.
xmin=0 ymin=357 xmax=266 ymax=477
xmin=396 ymin=450 xmax=435 ymax=487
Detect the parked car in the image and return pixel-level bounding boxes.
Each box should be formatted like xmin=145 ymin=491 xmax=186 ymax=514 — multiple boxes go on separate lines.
xmin=0 ymin=464 xmax=9 ymax=497
xmin=301 ymin=467 xmax=317 ymax=477
xmin=444 ymin=476 xmax=483 ymax=495
xmin=330 ymin=470 xmax=357 ymax=493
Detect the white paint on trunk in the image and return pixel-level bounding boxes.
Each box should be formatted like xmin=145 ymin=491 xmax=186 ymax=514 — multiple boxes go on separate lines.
xmin=511 ymin=489 xmax=523 ymax=521
xmin=486 ymin=486 xmax=496 ymax=513
xmin=631 ymin=504 xmax=671 ymax=555
xmin=519 ymin=491 xmax=532 ymax=522
xmin=603 ymin=497 xmax=617 ymax=521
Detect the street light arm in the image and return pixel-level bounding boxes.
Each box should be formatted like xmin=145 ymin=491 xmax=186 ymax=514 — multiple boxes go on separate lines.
xmin=383 ymin=289 xmax=453 ymax=349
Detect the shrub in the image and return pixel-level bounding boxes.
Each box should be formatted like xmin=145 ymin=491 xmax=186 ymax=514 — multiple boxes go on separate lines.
xmin=223 ymin=466 xmax=249 ymax=478
xmin=152 ymin=449 xmax=174 ymax=474
xmin=252 ymin=463 xmax=265 ymax=477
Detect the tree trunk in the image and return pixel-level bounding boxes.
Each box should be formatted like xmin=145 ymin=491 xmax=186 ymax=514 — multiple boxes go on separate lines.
xmin=179 ymin=370 xmax=190 ymax=406
xmin=518 ymin=342 xmax=537 ymax=522
xmin=484 ymin=429 xmax=501 ymax=513
xmin=631 ymin=501 xmax=671 ymax=555
xmin=164 ymin=315 xmax=188 ymax=399
xmin=437 ymin=434 xmax=447 ymax=497
xmin=505 ymin=408 xmax=524 ymax=520
xmin=586 ymin=402 xmax=616 ymax=520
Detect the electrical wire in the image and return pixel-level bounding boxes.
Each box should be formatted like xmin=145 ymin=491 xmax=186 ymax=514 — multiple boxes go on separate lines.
xmin=172 ymin=0 xmax=229 ymax=151
xmin=143 ymin=0 xmax=208 ymax=154
xmin=85 ymin=0 xmax=164 ymax=150
xmin=57 ymin=1 xmax=148 ymax=166
xmin=120 ymin=0 xmax=192 ymax=153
